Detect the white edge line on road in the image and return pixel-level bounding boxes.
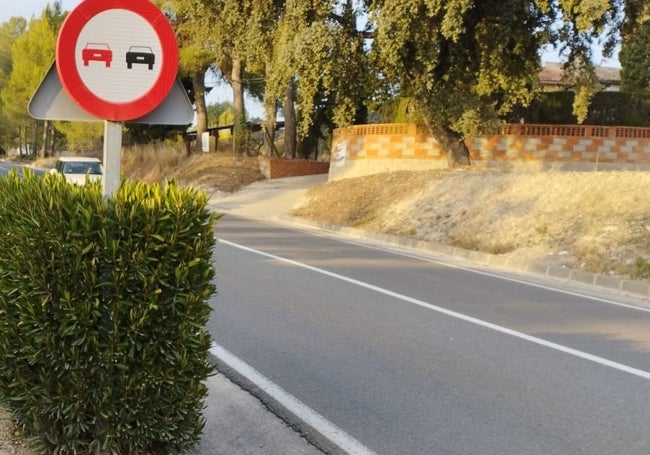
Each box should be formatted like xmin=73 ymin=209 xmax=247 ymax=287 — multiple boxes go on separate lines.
xmin=218 ymin=238 xmax=650 ymax=381
xmin=209 ymin=342 xmax=379 ymax=455
xmin=351 ymin=239 xmax=650 ymax=313
xmin=283 ymin=222 xmax=650 ymax=314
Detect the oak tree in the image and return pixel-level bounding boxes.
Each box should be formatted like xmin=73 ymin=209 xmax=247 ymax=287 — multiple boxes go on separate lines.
xmin=367 ymin=0 xmax=627 ymax=166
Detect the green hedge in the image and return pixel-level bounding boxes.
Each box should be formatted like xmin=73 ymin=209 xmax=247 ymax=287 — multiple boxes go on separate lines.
xmin=0 ymin=170 xmax=216 ymax=454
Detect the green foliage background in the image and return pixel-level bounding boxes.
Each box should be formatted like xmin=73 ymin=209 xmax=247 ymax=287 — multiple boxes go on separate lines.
xmin=0 ymin=171 xmax=216 ymax=454
xmin=509 ymin=92 xmax=650 ymax=126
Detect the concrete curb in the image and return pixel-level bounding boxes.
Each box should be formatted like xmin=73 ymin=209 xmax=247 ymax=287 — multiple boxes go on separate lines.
xmin=207 ymin=351 xmax=345 ymax=455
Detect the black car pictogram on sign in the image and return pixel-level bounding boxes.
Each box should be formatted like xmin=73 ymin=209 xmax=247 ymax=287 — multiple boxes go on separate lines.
xmin=126 ymin=46 xmax=156 ymax=70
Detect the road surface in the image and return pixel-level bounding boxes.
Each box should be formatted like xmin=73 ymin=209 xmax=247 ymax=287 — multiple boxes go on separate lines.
xmin=208 ymin=215 xmax=649 ymax=454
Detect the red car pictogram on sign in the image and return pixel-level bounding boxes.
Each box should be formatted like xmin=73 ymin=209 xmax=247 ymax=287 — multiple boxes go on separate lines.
xmin=82 ymin=43 xmax=112 ymax=67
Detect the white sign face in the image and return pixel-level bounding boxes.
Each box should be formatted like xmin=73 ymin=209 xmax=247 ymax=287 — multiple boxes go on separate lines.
xmin=75 ymin=9 xmax=162 ymax=103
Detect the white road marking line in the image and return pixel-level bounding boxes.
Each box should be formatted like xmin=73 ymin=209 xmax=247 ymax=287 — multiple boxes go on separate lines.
xmin=230 ymin=218 xmax=650 ymax=313
xmin=210 ymin=342 xmax=378 ymax=455
xmin=269 ymin=220 xmax=650 ymax=314
xmin=347 ymin=238 xmax=650 ymax=313
xmin=218 ymin=238 xmax=650 ymax=381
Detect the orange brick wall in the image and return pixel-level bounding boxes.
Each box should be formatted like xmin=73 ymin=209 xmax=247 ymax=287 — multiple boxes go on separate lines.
xmin=330 ymin=123 xmax=650 ymax=180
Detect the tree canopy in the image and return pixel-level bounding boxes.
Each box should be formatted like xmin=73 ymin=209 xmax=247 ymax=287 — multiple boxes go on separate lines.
xmin=367 ymin=0 xmax=644 ymax=164
xmin=620 ymin=21 xmax=650 ymax=95
xmin=0 ymin=0 xmax=648 ymax=161
xmin=1 ymin=2 xmax=64 ymax=156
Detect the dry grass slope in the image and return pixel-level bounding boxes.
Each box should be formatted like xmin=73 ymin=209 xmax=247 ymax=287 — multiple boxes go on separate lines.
xmin=121 ymin=144 xmax=265 ymax=193
xmin=34 ymin=149 xmax=650 ymax=279
xmin=293 ymin=168 xmax=650 ymax=280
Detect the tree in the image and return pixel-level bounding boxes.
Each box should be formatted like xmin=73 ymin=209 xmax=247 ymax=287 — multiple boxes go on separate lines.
xmin=159 ymin=0 xmax=215 ymax=154
xmin=190 ymin=0 xmax=254 ymax=155
xmin=1 ymin=2 xmax=64 ymax=157
xmin=0 ymin=17 xmax=27 ymax=151
xmin=206 ymin=101 xmax=234 ymax=128
xmin=241 ymin=0 xmax=284 ymax=157
xmin=620 ymin=21 xmax=650 ymax=95
xmin=293 ymin=0 xmax=373 ymax=159
xmin=163 ymin=0 xmax=637 ymax=165
xmin=0 ymin=17 xmax=26 ymax=82
xmin=367 ymin=0 xmax=627 ymax=166
xmin=251 ymin=0 xmax=371 ymax=159
xmin=56 ymin=121 xmax=104 ymax=153
xmin=170 ymin=0 xmax=370 ymax=159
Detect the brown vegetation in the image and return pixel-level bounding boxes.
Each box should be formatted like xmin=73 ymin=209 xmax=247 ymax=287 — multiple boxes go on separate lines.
xmin=292 ymin=168 xmax=650 ymax=280
xmin=32 ymin=147 xmax=650 ymax=281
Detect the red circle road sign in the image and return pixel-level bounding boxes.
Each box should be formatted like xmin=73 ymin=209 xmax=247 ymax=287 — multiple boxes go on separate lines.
xmin=56 ymin=0 xmax=178 ymax=121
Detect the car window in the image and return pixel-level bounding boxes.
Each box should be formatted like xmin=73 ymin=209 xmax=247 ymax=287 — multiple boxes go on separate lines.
xmin=86 ymin=163 xmax=102 ymax=174
xmin=59 ymin=161 xmax=102 ymax=174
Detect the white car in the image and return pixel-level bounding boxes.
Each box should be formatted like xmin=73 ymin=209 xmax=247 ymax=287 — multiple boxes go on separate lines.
xmin=51 ymin=157 xmax=103 ymax=185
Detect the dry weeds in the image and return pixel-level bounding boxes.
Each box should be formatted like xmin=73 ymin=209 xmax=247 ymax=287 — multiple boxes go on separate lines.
xmin=293 ymin=168 xmax=650 ymax=280
xmin=29 ymin=151 xmax=650 ymax=279
xmin=121 ymin=144 xmax=265 ymax=193
xmin=34 ymin=146 xmax=265 ymax=195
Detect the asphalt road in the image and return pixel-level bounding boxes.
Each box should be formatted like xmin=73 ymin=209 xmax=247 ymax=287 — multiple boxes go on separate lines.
xmin=0 ymin=161 xmax=44 ymax=177
xmin=0 ymin=162 xmax=22 ymax=176
xmin=209 ymin=215 xmax=650 ymax=455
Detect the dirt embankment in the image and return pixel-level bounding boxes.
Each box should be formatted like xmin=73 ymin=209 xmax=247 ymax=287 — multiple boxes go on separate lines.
xmin=292 ymin=168 xmax=650 ymax=281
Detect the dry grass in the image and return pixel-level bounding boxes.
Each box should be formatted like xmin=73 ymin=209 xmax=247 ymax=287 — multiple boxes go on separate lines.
xmin=121 ymin=142 xmax=265 ymax=194
xmin=29 ymin=149 xmax=650 ymax=280
xmin=293 ymin=168 xmax=650 ymax=280
xmin=34 ymin=144 xmax=264 ymax=196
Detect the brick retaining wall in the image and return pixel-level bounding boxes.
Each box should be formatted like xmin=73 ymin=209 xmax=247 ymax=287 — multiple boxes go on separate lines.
xmin=330 ymin=123 xmax=650 ymax=180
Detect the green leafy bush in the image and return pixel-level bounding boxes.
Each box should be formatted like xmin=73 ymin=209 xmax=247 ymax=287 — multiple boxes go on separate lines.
xmin=0 ymin=170 xmax=216 ymax=454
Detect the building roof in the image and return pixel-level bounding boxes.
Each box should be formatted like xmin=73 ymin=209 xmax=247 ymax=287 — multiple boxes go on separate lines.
xmin=540 ymin=62 xmax=621 ymax=88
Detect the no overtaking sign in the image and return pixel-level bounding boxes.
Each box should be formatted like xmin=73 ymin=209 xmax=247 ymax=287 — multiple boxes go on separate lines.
xmin=56 ymin=0 xmax=178 ymax=121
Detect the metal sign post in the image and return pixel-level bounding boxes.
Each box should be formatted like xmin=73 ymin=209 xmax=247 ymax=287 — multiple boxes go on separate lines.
xmin=102 ymin=121 xmax=122 ymax=197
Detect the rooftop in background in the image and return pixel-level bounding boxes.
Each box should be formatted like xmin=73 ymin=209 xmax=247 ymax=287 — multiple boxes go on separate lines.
xmin=540 ymin=62 xmax=621 ymax=92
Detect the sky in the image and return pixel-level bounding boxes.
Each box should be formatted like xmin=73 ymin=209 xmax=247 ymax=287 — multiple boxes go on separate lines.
xmin=1 ymin=0 xmax=76 ymax=24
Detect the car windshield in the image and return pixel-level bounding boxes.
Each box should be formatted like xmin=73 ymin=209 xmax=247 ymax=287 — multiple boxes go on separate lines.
xmin=62 ymin=162 xmax=102 ymax=175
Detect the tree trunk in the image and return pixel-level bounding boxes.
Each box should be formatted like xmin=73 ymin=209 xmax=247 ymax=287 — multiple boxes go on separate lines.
xmin=18 ymin=126 xmax=23 ymax=157
xmin=192 ymin=71 xmax=207 ymax=155
xmin=283 ymin=79 xmax=297 ymax=159
xmin=31 ymin=120 xmax=38 ymax=157
xmin=40 ymin=120 xmax=48 ymax=159
xmin=261 ymin=63 xmax=277 ymax=158
xmin=431 ymin=125 xmax=471 ymax=167
xmin=49 ymin=123 xmax=56 ymax=155
xmin=230 ymin=56 xmax=247 ymax=155
xmin=262 ymin=97 xmax=277 ymax=158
